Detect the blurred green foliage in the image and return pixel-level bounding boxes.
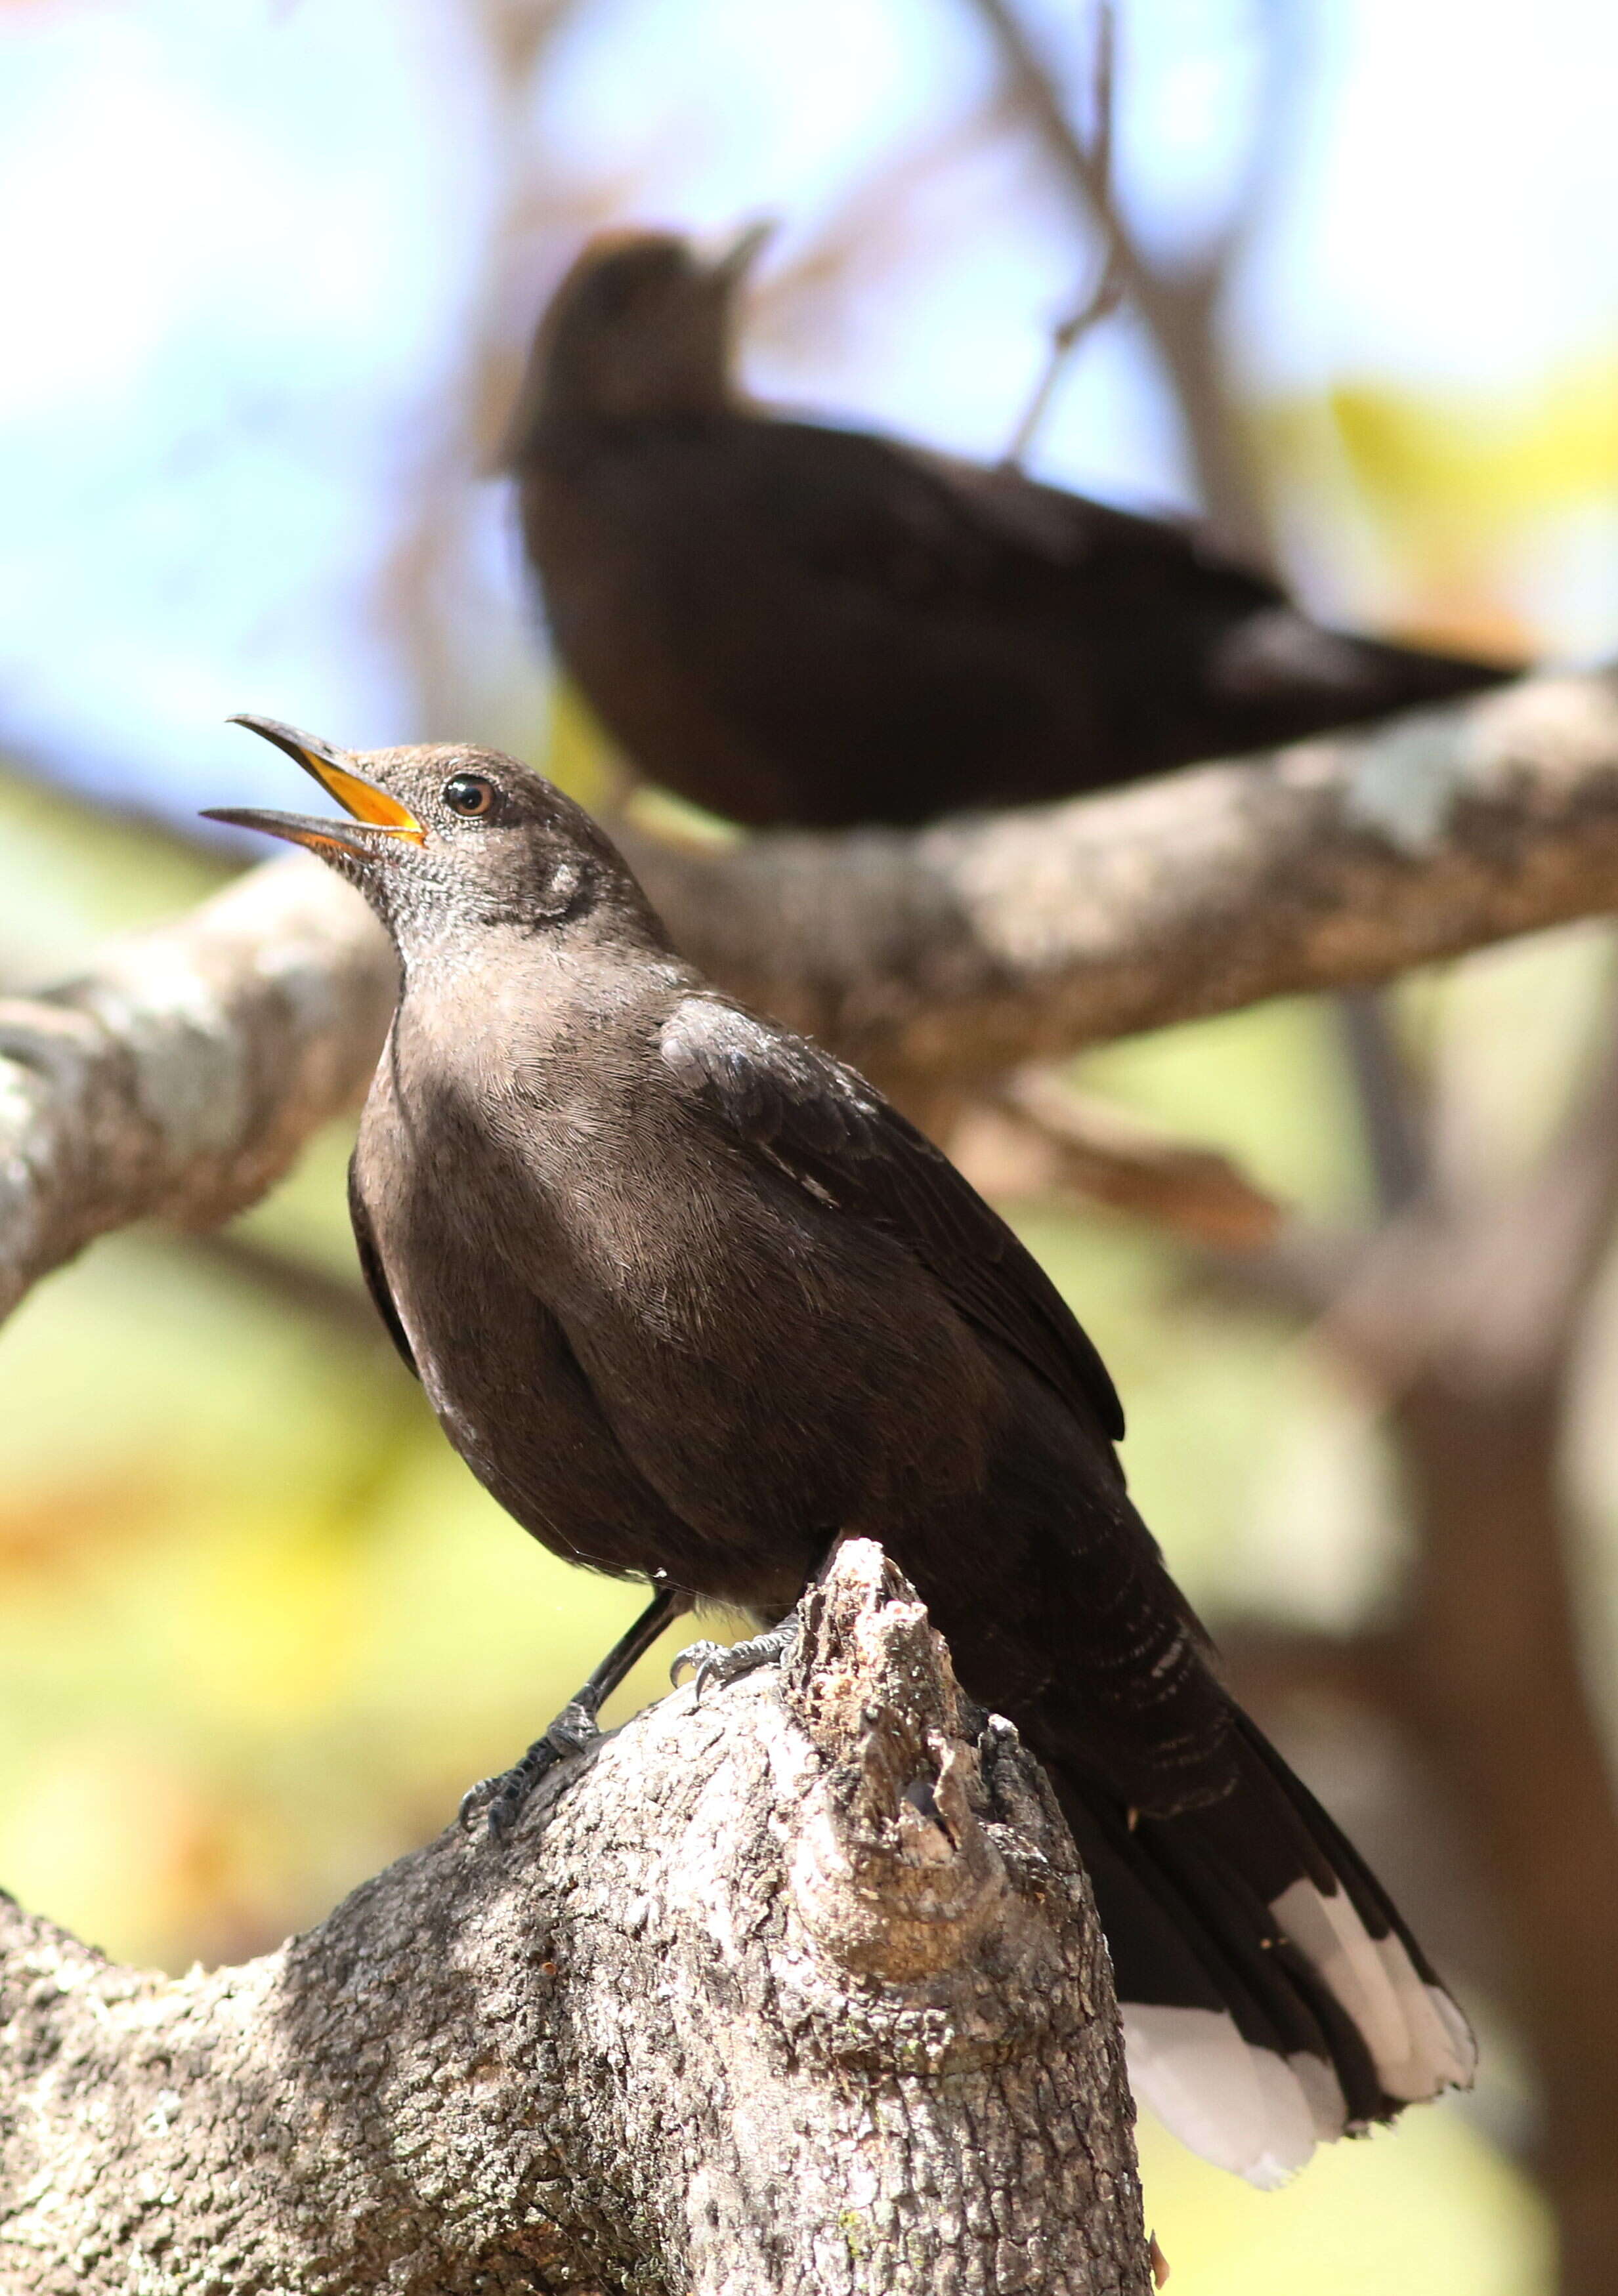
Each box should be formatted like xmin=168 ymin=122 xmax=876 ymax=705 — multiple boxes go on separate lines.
xmin=1262 ymin=354 xmax=1618 ymax=655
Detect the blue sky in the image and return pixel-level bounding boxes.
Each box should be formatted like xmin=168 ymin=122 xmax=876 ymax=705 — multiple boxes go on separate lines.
xmin=1 ymin=0 xmax=1615 ymax=818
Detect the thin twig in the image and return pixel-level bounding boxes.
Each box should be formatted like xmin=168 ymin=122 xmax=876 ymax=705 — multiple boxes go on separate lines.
xmin=952 ymin=1068 xmax=1283 ymax=1249
xmin=1003 ymin=1 xmax=1126 ymax=466
xmin=962 ymin=0 xmax=1282 ymax=554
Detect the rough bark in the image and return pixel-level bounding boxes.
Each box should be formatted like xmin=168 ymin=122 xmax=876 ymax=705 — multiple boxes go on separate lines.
xmin=0 ymin=854 xmax=398 ymax=1321
xmin=0 ymin=1544 xmax=1151 ymax=2296
xmin=635 ymin=672 xmax=1618 ymax=1093
xmin=4 ymin=669 xmax=1618 ymax=1318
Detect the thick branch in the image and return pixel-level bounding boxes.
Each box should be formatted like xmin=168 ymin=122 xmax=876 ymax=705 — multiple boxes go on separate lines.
xmin=0 ymin=856 xmax=397 ymax=1320
xmin=0 ymin=1543 xmax=1149 ymax=2295
xmin=5 ymin=673 xmax=1618 ymax=1312
xmin=631 ymin=671 xmax=1618 ymax=1088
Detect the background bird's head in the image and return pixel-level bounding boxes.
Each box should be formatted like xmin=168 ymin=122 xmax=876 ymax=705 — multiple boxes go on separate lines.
xmin=503 ymin=222 xmax=773 ymax=449
xmin=206 ymin=717 xmax=670 ymax=971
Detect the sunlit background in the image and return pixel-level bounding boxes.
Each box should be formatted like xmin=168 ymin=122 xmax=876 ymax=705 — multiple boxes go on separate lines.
xmin=5 ymin=0 xmax=1618 ymax=2287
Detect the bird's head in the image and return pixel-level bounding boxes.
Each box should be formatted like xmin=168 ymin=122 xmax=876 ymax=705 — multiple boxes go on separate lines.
xmin=503 ymin=222 xmax=773 ymax=448
xmin=205 ymin=717 xmax=670 ymax=971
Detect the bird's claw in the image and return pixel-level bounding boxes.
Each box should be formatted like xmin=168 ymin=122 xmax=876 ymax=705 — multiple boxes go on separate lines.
xmin=671 ymin=1614 xmax=800 ymax=1701
xmin=669 ymin=1638 xmax=725 ymax=1692
xmin=458 ymin=1699 xmax=601 ymax=1839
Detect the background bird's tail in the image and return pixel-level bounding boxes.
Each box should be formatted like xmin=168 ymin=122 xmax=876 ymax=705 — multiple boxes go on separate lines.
xmin=1210 ymin=606 xmax=1517 ymax=739
xmin=1339 ymin=626 xmax=1520 ymax=711
xmin=1048 ymin=1711 xmax=1476 ymax=2188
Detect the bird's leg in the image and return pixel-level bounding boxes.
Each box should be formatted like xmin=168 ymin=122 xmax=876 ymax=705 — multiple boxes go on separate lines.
xmin=461 ymin=1581 xmax=687 ymax=1838
xmin=671 ymin=1534 xmax=848 ymax=1700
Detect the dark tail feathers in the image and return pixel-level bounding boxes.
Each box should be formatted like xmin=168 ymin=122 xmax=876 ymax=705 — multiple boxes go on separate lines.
xmin=1211 ymin=608 xmax=1518 ymax=743
xmin=1051 ymin=1712 xmax=1475 ymax=2186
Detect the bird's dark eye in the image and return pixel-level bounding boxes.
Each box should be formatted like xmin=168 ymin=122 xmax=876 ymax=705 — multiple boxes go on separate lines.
xmin=442 ymin=773 xmax=496 ymax=818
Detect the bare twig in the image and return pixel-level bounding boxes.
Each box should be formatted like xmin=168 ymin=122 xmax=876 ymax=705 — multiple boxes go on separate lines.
xmin=1336 ymin=988 xmax=1430 ymax=1212
xmin=1002 ymin=2 xmax=1126 ymax=467
xmin=951 ymin=1070 xmax=1283 ymax=1249
xmin=1004 ymin=253 xmax=1126 ymax=469
xmin=964 ymin=0 xmax=1288 ymax=556
xmin=1220 ymin=963 xmax=1618 ymax=1401
xmin=181 ymin=1231 xmax=391 ymax=1346
xmin=742 ymin=100 xmax=1021 ymax=369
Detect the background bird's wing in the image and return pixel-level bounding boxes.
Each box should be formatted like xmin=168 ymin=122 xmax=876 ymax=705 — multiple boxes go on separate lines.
xmin=757 ymin=418 xmax=1288 ymax=617
xmin=658 ymin=997 xmax=1124 ymax=1444
xmin=347 ymin=1157 xmax=420 ymax=1381
xmin=914 ymin=442 xmax=1288 ymax=602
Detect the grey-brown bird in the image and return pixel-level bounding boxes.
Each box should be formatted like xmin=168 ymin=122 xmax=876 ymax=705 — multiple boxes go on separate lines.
xmin=207 ymin=716 xmax=1474 ymax=2188
xmin=507 ymin=228 xmax=1516 ymax=831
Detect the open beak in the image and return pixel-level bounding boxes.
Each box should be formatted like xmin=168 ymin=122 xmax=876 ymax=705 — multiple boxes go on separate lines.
xmin=201 ymin=715 xmax=425 ymax=856
xmin=710 ymin=216 xmax=777 ymax=290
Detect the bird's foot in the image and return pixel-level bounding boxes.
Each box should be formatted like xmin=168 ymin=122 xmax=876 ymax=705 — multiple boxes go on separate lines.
xmin=458 ymin=1696 xmax=601 ymax=1839
xmin=671 ymin=1612 xmax=800 ymax=1701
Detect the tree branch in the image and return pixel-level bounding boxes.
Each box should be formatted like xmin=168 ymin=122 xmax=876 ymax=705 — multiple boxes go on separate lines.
xmin=1201 ymin=976 xmax=1618 ymax=2293
xmin=6 ymin=670 xmax=1618 ymax=1316
xmin=1380 ymin=988 xmax=1618 ymax=2294
xmin=962 ymin=0 xmax=1282 ymax=555
xmin=0 ymin=855 xmax=397 ymax=1322
xmin=951 ymin=1072 xmax=1283 ymax=1249
xmin=630 ymin=670 xmax=1618 ymax=1091
xmin=0 ymin=1543 xmax=1151 ymax=2295
xmin=1000 ymin=0 xmax=1127 ymax=470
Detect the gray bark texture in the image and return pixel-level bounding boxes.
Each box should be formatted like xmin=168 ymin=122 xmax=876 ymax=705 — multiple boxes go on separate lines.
xmin=1 ymin=666 xmax=1616 ymax=1320
xmin=0 ymin=855 xmax=398 ymax=1322
xmin=643 ymin=671 xmax=1618 ymax=1093
xmin=0 ymin=1544 xmax=1151 ymax=2296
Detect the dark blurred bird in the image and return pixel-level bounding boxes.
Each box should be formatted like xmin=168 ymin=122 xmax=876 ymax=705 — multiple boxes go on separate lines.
xmin=505 ymin=228 xmax=1516 ymax=831
xmin=209 ymin=717 xmax=1475 ymax=2187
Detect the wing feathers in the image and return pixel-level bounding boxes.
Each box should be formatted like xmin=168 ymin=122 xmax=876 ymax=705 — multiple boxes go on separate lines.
xmin=659 ymin=997 xmax=1124 ymax=1440
xmin=656 ymin=993 xmax=1474 ymax=2182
